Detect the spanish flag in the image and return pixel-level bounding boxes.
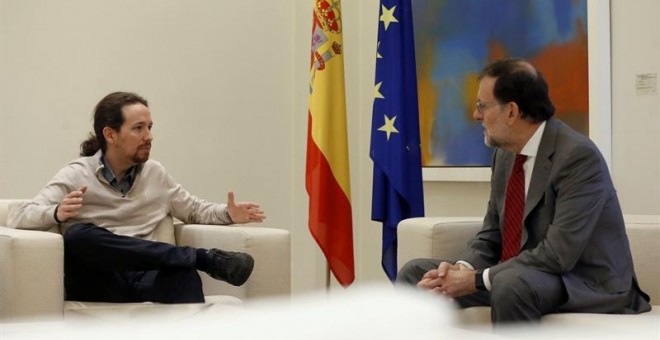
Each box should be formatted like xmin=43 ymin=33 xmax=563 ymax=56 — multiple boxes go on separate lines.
xmin=305 ymin=0 xmax=354 ymax=287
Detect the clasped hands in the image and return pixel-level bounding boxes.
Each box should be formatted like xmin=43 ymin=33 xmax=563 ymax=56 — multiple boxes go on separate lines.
xmin=417 ymin=261 xmax=478 ymax=299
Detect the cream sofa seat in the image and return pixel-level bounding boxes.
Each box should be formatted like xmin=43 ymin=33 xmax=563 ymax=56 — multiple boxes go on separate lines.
xmin=0 ymin=199 xmax=291 ymax=322
xmin=398 ymin=215 xmax=660 ymax=330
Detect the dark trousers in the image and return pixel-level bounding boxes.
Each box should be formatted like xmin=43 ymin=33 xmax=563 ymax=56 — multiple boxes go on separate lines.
xmin=63 ymin=223 xmax=205 ymax=304
xmin=397 ymin=258 xmax=567 ymax=324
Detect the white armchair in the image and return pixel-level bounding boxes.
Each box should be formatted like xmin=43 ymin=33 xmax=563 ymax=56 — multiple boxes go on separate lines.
xmin=397 ymin=216 xmax=660 ymax=330
xmin=0 ymin=199 xmax=291 ymax=322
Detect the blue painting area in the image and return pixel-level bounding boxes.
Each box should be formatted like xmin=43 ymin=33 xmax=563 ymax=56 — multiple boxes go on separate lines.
xmin=413 ymin=0 xmax=587 ymax=166
xmin=432 ymin=46 xmax=487 ymax=165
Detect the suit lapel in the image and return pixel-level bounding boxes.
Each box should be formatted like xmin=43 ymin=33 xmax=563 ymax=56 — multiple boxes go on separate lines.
xmin=524 ymin=119 xmax=558 ymax=218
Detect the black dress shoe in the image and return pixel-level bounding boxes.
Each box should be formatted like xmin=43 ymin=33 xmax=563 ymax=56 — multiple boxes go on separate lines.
xmin=204 ymin=248 xmax=254 ymax=286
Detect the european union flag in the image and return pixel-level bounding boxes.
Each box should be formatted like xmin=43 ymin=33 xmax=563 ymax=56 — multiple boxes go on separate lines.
xmin=370 ymin=0 xmax=425 ymax=282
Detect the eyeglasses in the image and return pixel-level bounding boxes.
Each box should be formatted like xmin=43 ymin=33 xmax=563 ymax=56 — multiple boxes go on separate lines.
xmin=475 ymin=101 xmax=502 ymax=114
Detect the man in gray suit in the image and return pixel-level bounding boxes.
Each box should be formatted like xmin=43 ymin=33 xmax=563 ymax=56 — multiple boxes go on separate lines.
xmin=397 ymin=58 xmax=651 ymax=323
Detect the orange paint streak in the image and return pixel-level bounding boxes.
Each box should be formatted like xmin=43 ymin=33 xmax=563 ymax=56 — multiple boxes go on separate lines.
xmin=416 ymin=42 xmax=436 ymax=166
xmin=462 ymin=73 xmax=480 ymax=121
xmin=532 ymin=21 xmax=589 ymax=133
xmin=488 ymin=41 xmax=508 ymax=61
xmin=483 ymin=23 xmax=589 ymax=134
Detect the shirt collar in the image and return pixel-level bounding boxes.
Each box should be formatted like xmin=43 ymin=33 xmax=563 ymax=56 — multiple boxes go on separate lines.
xmin=99 ymin=153 xmax=137 ymax=185
xmin=520 ymin=120 xmax=546 ymax=158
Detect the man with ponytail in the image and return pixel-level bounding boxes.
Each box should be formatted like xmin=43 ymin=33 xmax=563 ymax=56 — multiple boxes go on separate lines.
xmin=8 ymin=91 xmax=266 ymax=304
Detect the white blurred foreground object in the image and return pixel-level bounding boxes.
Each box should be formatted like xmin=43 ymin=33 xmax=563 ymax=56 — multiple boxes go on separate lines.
xmin=2 ymin=284 xmax=461 ymax=340
xmin=6 ymin=284 xmax=655 ymax=339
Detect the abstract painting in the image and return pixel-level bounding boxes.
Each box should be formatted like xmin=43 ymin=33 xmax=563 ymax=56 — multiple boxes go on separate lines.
xmin=412 ymin=0 xmax=589 ymax=167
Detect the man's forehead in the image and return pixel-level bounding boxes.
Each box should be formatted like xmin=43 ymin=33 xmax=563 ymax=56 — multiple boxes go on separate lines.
xmin=121 ymin=103 xmax=152 ymax=123
xmin=477 ymin=76 xmax=496 ymax=99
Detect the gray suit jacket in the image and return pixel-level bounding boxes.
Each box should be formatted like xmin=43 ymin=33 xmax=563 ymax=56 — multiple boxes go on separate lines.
xmin=461 ymin=118 xmax=650 ymax=313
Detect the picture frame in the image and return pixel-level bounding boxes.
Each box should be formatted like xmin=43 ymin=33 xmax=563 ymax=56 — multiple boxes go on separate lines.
xmin=421 ymin=0 xmax=611 ymax=182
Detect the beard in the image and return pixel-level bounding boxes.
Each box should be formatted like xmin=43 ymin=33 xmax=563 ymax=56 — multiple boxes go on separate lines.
xmin=131 ymin=144 xmax=151 ymax=163
xmin=484 ymin=131 xmax=501 ymax=148
xmin=132 ymin=153 xmax=149 ymax=164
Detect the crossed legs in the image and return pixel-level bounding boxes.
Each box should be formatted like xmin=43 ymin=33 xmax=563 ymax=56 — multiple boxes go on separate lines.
xmin=63 ymin=223 xmax=205 ymax=303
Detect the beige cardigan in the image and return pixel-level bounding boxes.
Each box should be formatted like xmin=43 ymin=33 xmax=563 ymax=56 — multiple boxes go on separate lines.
xmin=8 ymin=150 xmax=232 ymax=239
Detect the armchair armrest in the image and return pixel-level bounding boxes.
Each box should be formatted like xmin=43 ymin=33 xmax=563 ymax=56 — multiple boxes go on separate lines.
xmin=397 ymin=217 xmax=483 ymax=269
xmin=174 ymin=224 xmax=290 ymax=300
xmin=0 ymin=226 xmax=64 ymax=321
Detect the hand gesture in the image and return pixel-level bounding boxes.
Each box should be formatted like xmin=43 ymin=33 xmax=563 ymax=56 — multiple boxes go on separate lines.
xmin=226 ymin=191 xmax=266 ymax=224
xmin=56 ymin=186 xmax=87 ymax=223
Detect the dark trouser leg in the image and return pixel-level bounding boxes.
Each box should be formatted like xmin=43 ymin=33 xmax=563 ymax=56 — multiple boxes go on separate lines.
xmin=64 ymin=223 xmax=197 ymax=271
xmin=64 ymin=264 xmax=134 ymax=302
xmin=490 ymin=267 xmax=567 ymax=324
xmin=63 ymin=223 xmax=204 ymax=303
xmin=396 ymin=258 xmax=441 ymax=286
xmin=132 ymin=269 xmax=205 ymax=303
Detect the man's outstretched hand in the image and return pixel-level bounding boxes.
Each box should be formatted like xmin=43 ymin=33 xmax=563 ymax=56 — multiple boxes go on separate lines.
xmin=226 ymin=191 xmax=266 ymax=224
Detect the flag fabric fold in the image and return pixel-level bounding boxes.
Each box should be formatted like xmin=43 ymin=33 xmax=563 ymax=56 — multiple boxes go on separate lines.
xmin=306 ymin=0 xmax=355 ymax=287
xmin=370 ymin=0 xmax=425 ymax=282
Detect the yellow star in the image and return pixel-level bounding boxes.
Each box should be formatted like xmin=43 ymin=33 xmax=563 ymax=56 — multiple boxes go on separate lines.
xmin=378 ymin=114 xmax=399 ymax=140
xmin=380 ymin=5 xmax=398 ymax=31
xmin=374 ymin=82 xmax=385 ymax=99
xmin=376 ymin=41 xmax=382 ymax=59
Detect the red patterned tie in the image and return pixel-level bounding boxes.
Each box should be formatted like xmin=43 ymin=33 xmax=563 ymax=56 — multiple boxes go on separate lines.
xmin=502 ymin=154 xmax=527 ymax=261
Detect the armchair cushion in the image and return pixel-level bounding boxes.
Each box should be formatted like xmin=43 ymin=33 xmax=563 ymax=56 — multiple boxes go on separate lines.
xmin=64 ymin=295 xmax=243 ymax=321
xmin=397 ymin=217 xmax=482 ymax=269
xmin=0 ymin=226 xmax=64 ymax=321
xmin=175 ymin=224 xmax=291 ymax=299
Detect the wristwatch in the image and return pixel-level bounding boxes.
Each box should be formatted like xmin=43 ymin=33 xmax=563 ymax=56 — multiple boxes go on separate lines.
xmin=474 ymin=270 xmax=486 ymax=291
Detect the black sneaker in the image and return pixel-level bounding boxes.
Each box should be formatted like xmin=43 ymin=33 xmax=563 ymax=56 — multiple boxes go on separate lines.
xmin=204 ymin=248 xmax=254 ymax=286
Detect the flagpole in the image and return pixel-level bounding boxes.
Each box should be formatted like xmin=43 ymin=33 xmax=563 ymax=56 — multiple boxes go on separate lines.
xmin=325 ymin=262 xmax=331 ymax=290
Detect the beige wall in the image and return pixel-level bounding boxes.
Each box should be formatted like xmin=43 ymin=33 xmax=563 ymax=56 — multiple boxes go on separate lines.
xmin=1 ymin=0 xmax=658 ymax=294
xmin=610 ymin=0 xmax=660 ymax=215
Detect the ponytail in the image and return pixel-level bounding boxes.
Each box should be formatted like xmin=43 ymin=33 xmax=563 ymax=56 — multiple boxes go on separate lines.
xmin=80 ymin=133 xmax=101 ymax=156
